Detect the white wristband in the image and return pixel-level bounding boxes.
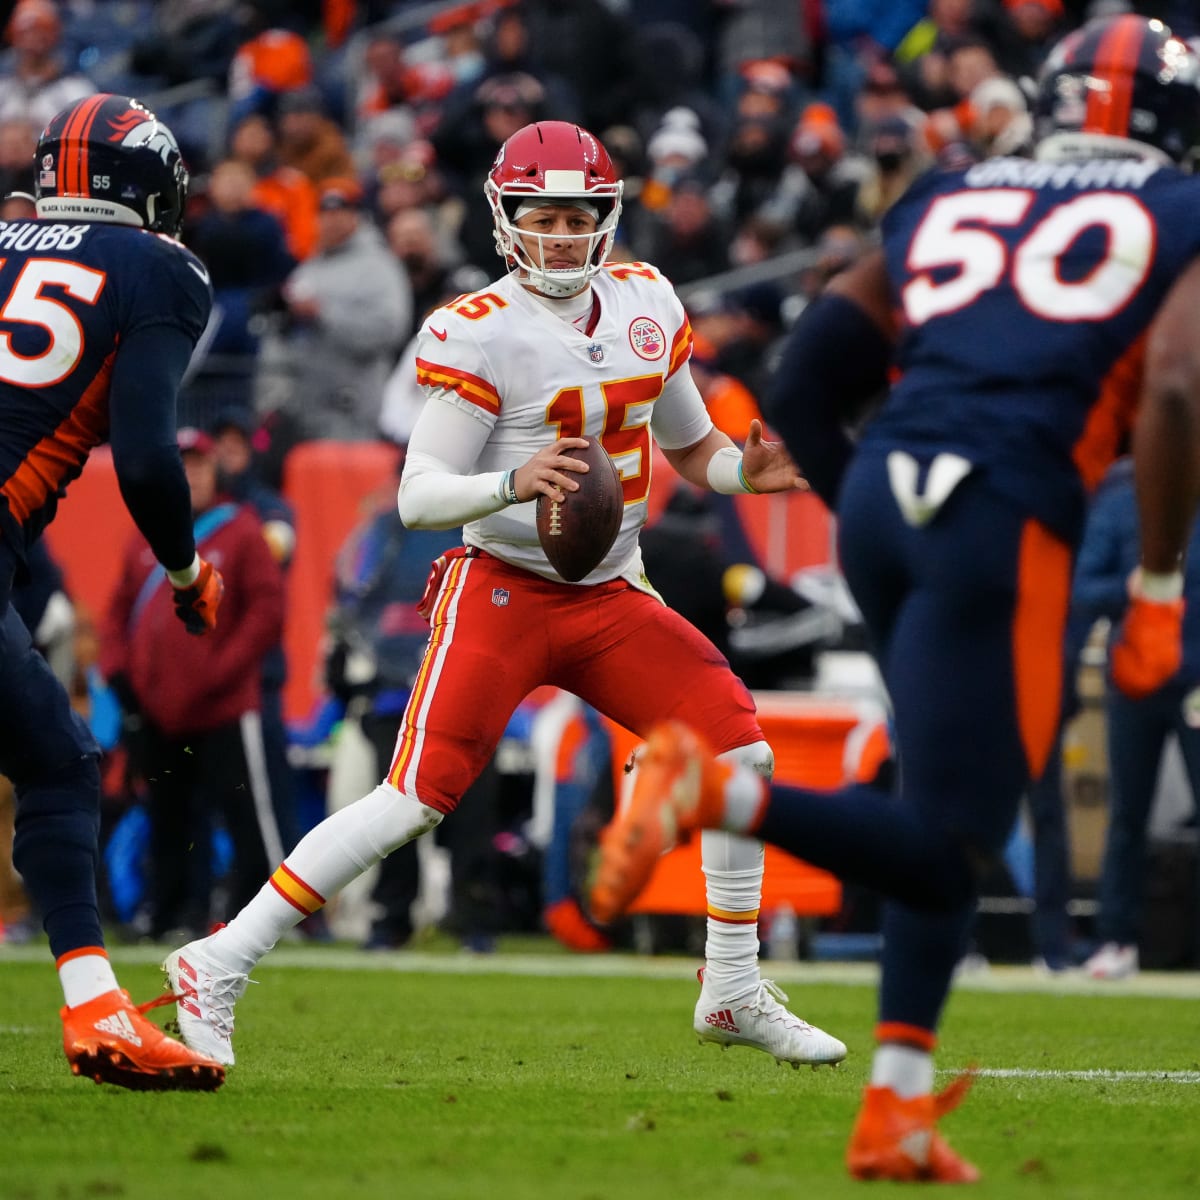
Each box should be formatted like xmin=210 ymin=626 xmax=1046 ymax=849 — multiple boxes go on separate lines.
xmin=1138 ymin=568 xmax=1184 ymax=602
xmin=165 ymin=553 xmax=200 ymax=588
xmin=500 ymin=469 xmax=519 ymax=505
xmin=706 ymin=446 xmax=754 ymax=495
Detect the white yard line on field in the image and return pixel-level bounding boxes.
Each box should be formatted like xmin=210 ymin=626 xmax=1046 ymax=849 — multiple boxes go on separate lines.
xmin=947 ymin=1068 xmax=1200 ymax=1084
xmin=5 ymin=942 xmax=1200 ymax=997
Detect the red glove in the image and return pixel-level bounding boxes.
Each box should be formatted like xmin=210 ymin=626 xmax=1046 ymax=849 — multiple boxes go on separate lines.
xmin=171 ymin=559 xmax=224 ymax=636
xmin=1110 ymin=593 xmax=1184 ymax=699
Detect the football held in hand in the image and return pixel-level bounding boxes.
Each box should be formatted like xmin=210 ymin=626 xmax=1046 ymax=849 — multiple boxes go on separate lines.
xmin=535 ymin=439 xmax=623 ymax=581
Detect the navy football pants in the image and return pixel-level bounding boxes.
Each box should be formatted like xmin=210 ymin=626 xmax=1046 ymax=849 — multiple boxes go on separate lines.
xmin=759 ymin=454 xmax=1072 ymax=1035
xmin=0 ymin=545 xmax=103 ymax=958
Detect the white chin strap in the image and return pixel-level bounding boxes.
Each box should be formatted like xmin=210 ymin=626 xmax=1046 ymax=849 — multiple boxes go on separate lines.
xmin=516 ymin=253 xmax=594 ymax=297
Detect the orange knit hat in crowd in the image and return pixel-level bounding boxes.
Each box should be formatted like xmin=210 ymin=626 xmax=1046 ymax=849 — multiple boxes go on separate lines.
xmin=318 ymin=177 xmax=364 ymax=211
xmin=792 ymin=102 xmax=845 ymax=159
xmin=240 ymin=29 xmax=314 ymax=93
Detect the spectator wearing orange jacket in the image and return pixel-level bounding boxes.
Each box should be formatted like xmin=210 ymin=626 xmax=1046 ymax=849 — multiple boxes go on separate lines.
xmin=227 ymin=26 xmax=313 ymax=129
xmin=276 ymin=86 xmax=357 ymax=186
xmin=229 ymin=112 xmax=320 ymax=261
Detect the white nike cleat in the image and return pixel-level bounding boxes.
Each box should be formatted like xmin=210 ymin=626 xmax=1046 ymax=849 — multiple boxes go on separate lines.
xmin=694 ymin=972 xmax=847 ymax=1068
xmin=162 ymin=935 xmax=249 ymax=1067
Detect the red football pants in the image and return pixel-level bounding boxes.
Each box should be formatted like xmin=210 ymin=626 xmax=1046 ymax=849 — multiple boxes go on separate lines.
xmin=386 ymin=551 xmax=761 ymax=813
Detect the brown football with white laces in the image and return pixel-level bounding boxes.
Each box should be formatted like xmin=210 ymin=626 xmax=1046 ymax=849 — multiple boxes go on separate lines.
xmin=535 ymin=439 xmax=623 ymax=582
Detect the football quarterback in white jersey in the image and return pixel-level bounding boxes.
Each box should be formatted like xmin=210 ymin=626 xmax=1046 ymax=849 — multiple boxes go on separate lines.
xmin=408 ymin=260 xmax=716 ymax=582
xmin=163 ymin=120 xmax=846 ymax=1075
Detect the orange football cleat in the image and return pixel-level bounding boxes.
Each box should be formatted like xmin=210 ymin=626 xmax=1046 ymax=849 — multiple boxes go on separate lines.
xmin=544 ymin=896 xmax=613 ymax=952
xmin=846 ymin=1072 xmax=980 ymax=1183
xmin=62 ymin=988 xmax=225 ymax=1092
xmin=589 ymin=720 xmax=731 ymax=924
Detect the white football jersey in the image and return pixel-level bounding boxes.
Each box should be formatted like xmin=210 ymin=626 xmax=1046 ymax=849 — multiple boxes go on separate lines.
xmin=413 ymin=262 xmax=712 ymax=582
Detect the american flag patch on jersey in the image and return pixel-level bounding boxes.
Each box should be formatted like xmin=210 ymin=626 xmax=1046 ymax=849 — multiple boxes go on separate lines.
xmin=492 ymin=588 xmax=510 ymax=607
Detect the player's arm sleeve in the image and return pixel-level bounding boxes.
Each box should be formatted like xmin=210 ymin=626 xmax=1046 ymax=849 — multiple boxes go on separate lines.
xmin=650 ymin=362 xmax=715 ymax=450
xmin=764 ymin=292 xmax=892 ymax=509
xmin=107 ymin=324 xmax=197 ymax=572
xmin=397 ymin=391 xmax=508 ymax=529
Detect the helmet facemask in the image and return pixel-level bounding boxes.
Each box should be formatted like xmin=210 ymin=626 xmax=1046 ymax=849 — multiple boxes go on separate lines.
xmin=487 ymin=177 xmax=623 ymax=298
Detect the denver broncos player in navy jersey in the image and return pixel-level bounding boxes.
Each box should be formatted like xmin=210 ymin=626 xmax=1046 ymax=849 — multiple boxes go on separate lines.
xmin=591 ymin=14 xmax=1200 ymax=1182
xmin=2 ymin=94 xmax=225 ymax=1090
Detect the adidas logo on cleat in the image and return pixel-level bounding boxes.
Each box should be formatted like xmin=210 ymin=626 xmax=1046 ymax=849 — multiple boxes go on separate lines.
xmin=172 ymin=955 xmax=204 ymax=1018
xmin=898 ymin=1129 xmax=933 ymax=1166
xmin=704 ymin=1008 xmax=740 ymax=1034
xmin=92 ymin=1009 xmax=143 ymax=1047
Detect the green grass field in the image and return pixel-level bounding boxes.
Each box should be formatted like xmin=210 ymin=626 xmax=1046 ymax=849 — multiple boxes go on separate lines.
xmin=4 ymin=941 xmax=1200 ymax=1199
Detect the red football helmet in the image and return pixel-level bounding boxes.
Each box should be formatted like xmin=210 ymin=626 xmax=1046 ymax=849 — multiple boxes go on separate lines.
xmin=485 ymin=120 xmax=623 ymax=297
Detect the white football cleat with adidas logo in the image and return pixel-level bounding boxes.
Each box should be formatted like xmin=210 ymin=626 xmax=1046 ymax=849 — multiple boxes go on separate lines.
xmin=163 ymin=936 xmax=249 ymax=1067
xmin=694 ymin=972 xmax=847 ymax=1068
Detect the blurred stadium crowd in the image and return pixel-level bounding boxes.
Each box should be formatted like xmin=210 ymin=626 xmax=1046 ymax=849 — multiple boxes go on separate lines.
xmin=1 ymin=0 xmax=1198 ymax=970
xmin=2 ymin=0 xmax=1171 ymax=444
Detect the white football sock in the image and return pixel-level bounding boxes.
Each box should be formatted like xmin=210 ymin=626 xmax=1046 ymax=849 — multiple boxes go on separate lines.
xmin=699 ymin=741 xmax=773 ymax=999
xmin=871 ymin=1044 xmax=935 ymax=1099
xmin=58 ymin=950 xmax=120 ymax=1008
xmin=700 ymin=829 xmax=764 ymax=999
xmin=214 ymin=783 xmax=442 ymax=972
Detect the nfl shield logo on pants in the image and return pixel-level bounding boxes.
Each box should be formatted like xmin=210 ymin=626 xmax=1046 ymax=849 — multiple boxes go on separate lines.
xmin=492 ymin=588 xmax=510 ymax=607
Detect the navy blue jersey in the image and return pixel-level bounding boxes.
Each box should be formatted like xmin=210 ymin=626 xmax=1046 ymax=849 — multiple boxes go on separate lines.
xmin=0 ymin=219 xmax=211 ymax=560
xmin=868 ymin=157 xmax=1200 ymax=541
